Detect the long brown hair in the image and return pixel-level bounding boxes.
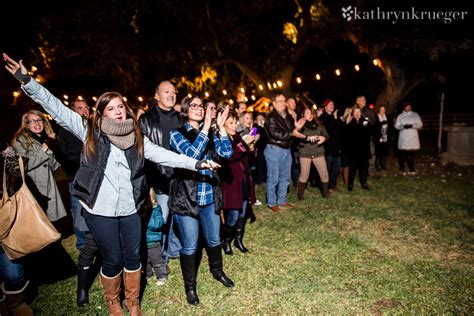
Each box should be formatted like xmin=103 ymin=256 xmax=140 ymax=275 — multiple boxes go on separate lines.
xmin=84 ymin=92 xmax=143 ymax=160
xmin=12 ymin=110 xmax=55 ymax=150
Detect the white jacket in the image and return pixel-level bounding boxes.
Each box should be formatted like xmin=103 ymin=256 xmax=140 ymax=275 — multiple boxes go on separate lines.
xmin=395 ymin=111 xmax=423 ymax=150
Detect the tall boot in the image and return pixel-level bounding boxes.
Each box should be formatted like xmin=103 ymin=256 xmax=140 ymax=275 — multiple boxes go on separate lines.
xmin=2 ymin=281 xmax=33 ymax=316
xmin=123 ymin=266 xmax=142 ymax=316
xmin=320 ymin=182 xmax=330 ymax=198
xmin=100 ymin=270 xmax=124 ymax=316
xmin=297 ymin=181 xmax=307 ymax=201
xmin=234 ymin=218 xmax=249 ymax=253
xmin=77 ymin=265 xmax=93 ymax=307
xmin=179 ymin=253 xmax=199 ymax=305
xmin=221 ymin=224 xmax=235 ymax=256
xmin=206 ymin=246 xmax=234 ymax=288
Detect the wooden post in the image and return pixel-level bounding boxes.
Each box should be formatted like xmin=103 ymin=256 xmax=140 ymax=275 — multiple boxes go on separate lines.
xmin=438 ymin=92 xmax=445 ymax=155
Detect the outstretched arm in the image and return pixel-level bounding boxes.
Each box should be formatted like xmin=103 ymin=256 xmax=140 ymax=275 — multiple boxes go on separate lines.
xmin=3 ymin=53 xmax=86 ymax=141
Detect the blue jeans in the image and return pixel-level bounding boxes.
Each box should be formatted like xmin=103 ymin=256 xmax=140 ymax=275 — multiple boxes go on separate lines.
xmin=264 ymin=145 xmax=292 ymax=207
xmin=69 ymin=182 xmax=86 ymax=249
xmin=325 ymin=156 xmax=341 ymax=190
xmin=173 ymin=203 xmax=221 ymax=255
xmin=0 ymin=251 xmax=26 ymax=291
xmin=83 ymin=211 xmax=141 ymax=277
xmin=226 ymin=200 xmax=248 ymax=227
xmin=156 ymin=193 xmax=182 ymax=259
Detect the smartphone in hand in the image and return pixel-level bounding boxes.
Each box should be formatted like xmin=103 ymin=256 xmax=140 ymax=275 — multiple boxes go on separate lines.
xmin=250 ymin=127 xmax=257 ymax=136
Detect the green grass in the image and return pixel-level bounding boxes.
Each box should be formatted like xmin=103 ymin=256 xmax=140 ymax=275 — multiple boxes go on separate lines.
xmin=31 ymin=165 xmax=474 ymax=315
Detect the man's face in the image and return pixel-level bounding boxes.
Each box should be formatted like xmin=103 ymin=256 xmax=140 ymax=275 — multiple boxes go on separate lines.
xmin=155 ymin=82 xmax=176 ymax=110
xmin=207 ymin=102 xmax=217 ymax=119
xmin=272 ymin=95 xmax=287 ymax=112
xmin=356 ymin=96 xmax=366 ymax=108
xmin=325 ymin=102 xmax=334 ymax=113
xmin=72 ymin=100 xmax=90 ymax=118
xmin=237 ymin=103 xmax=247 ymax=115
xmin=287 ymin=98 xmax=296 ymax=111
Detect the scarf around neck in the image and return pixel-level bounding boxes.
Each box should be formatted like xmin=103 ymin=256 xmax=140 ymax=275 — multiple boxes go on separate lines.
xmin=100 ymin=117 xmax=136 ymax=150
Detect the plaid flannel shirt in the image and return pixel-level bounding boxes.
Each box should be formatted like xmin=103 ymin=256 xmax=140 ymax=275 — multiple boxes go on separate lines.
xmin=170 ymin=123 xmax=233 ymax=205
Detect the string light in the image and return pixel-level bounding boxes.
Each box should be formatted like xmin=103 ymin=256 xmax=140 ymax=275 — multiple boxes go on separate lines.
xmin=204 ymin=92 xmax=210 ymax=98
xmin=35 ymin=78 xmax=41 ymax=83
xmin=335 ymin=69 xmax=341 ymax=76
xmin=354 ymin=64 xmax=360 ymax=71
xmin=64 ymin=101 xmax=69 ymax=106
xmin=222 ymin=89 xmax=227 ymax=95
xmin=63 ymin=95 xmax=69 ymax=100
xmin=277 ymin=80 xmax=283 ymax=87
xmin=315 ymin=74 xmax=321 ymax=80
xmin=313 ymin=104 xmax=317 ymax=109
xmin=296 ymin=77 xmax=302 ymax=84
xmin=13 ymin=91 xmax=20 ymax=97
xmin=248 ymin=107 xmax=254 ymax=112
xmin=272 ymin=83 xmax=277 ymax=89
xmin=77 ymin=96 xmax=83 ymax=100
xmin=240 ymin=87 xmax=245 ymax=93
xmin=373 ymin=59 xmax=379 ymax=66
xmin=267 ymin=82 xmax=272 ymax=90
xmin=122 ymin=96 xmax=128 ymax=102
xmin=92 ymin=96 xmax=97 ymax=102
xmin=243 ymin=96 xmax=248 ymax=102
xmin=31 ymin=66 xmax=37 ymax=72
xmin=258 ymin=84 xmax=264 ymax=91
xmin=187 ymin=94 xmax=192 ymax=98
xmin=251 ymin=95 xmax=256 ymax=101
xmin=138 ymin=96 xmax=144 ymax=102
xmin=228 ymin=99 xmax=234 ymax=104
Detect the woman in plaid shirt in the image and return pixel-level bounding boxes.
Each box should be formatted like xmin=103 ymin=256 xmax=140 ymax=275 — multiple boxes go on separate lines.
xmin=169 ymin=96 xmax=234 ymax=305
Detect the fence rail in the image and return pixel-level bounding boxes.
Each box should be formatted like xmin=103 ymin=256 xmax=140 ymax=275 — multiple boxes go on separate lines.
xmin=420 ymin=113 xmax=474 ymax=130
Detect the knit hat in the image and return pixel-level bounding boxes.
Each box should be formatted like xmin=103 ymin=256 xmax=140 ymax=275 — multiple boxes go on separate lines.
xmin=322 ymin=99 xmax=333 ymax=108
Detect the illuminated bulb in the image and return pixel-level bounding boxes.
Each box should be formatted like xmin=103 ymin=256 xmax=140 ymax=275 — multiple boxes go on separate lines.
xmin=258 ymin=84 xmax=263 ymax=90
xmin=354 ymin=64 xmax=360 ymax=71
xmin=373 ymin=59 xmax=378 ymax=66
xmin=244 ymin=97 xmax=248 ymax=102
xmin=264 ymin=102 xmax=269 ymax=107
xmin=277 ymin=80 xmax=283 ymax=87
xmin=313 ymin=104 xmax=317 ymax=109
xmin=229 ymin=99 xmax=234 ymax=104
xmin=249 ymin=107 xmax=254 ymax=112
xmin=251 ymin=95 xmax=256 ymax=101
xmin=222 ymin=90 xmax=227 ymax=95
xmin=77 ymin=96 xmax=83 ymax=100
xmin=63 ymin=94 xmax=69 ymax=100
xmin=240 ymin=87 xmax=245 ymax=93
xmin=92 ymin=96 xmax=98 ymax=101
xmin=35 ymin=78 xmax=41 ymax=83
xmin=296 ymin=77 xmax=302 ymax=84
xmin=121 ymin=97 xmax=127 ymax=102
xmin=205 ymin=92 xmax=209 ymax=98
xmin=267 ymin=82 xmax=272 ymax=90
xmin=138 ymin=96 xmax=144 ymax=102
xmin=64 ymin=101 xmax=69 ymax=105
xmin=13 ymin=91 xmax=20 ymax=97
xmin=272 ymin=83 xmax=277 ymax=89
xmin=187 ymin=94 xmax=192 ymax=98
xmin=31 ymin=66 xmax=38 ymax=72
xmin=315 ymin=74 xmax=321 ymax=80
xmin=335 ymin=69 xmax=341 ymax=76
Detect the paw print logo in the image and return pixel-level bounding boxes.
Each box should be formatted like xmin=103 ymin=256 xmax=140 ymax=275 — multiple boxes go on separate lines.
xmin=341 ymin=6 xmax=354 ymax=21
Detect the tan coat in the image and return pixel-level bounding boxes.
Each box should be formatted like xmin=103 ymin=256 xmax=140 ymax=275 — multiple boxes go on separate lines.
xmin=13 ymin=135 xmax=67 ymax=221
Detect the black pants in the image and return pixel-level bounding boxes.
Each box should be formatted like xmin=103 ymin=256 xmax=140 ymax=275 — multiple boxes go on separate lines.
xmin=375 ymin=156 xmax=387 ymax=170
xmin=146 ymin=242 xmax=167 ymax=279
xmin=349 ymin=158 xmax=369 ymax=186
xmin=398 ymin=150 xmax=416 ymax=172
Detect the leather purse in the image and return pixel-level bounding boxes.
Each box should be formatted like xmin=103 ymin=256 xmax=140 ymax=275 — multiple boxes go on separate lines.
xmin=0 ymin=156 xmax=61 ymax=260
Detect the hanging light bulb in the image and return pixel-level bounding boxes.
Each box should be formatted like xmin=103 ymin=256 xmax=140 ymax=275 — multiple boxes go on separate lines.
xmin=335 ymin=69 xmax=341 ymax=76
xmin=258 ymin=84 xmax=264 ymax=91
xmin=315 ymin=74 xmax=321 ymax=80
xmin=138 ymin=96 xmax=144 ymax=102
xmin=296 ymin=77 xmax=302 ymax=84
xmin=277 ymin=80 xmax=283 ymax=87
xmin=354 ymin=64 xmax=360 ymax=71
xmin=222 ymin=89 xmax=227 ymax=95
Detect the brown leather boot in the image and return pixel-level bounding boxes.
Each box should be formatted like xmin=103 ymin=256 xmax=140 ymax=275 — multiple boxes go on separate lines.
xmin=100 ymin=270 xmax=124 ymax=316
xmin=2 ymin=281 xmax=33 ymax=316
xmin=320 ymin=182 xmax=330 ymax=198
xmin=297 ymin=182 xmax=307 ymax=201
xmin=123 ymin=267 xmax=143 ymax=316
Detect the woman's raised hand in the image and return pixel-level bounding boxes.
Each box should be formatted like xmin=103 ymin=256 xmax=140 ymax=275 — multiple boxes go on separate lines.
xmin=3 ymin=53 xmax=27 ymax=76
xmin=216 ymin=105 xmax=229 ymax=132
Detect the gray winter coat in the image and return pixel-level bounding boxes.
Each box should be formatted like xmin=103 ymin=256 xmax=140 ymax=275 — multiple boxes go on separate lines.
xmin=13 ymin=135 xmax=67 ymax=221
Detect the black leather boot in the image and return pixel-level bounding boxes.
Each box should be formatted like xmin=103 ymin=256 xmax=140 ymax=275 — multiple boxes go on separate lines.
xmin=179 ymin=253 xmax=199 ymax=305
xmin=320 ymin=182 xmax=330 ymax=198
xmin=221 ymin=224 xmax=235 ymax=256
xmin=206 ymin=246 xmax=234 ymax=288
xmin=77 ymin=265 xmax=92 ymax=307
xmin=297 ymin=181 xmax=307 ymax=201
xmin=234 ymin=218 xmax=249 ymax=253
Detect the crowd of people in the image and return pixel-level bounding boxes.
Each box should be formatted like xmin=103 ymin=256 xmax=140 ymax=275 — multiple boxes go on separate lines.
xmin=0 ymin=53 xmax=423 ymax=315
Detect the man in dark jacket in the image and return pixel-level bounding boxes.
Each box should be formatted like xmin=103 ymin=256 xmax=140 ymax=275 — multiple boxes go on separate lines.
xmin=139 ymin=80 xmax=182 ymax=265
xmin=57 ymin=99 xmax=90 ymax=249
xmin=264 ymin=93 xmax=305 ymax=212
xmin=320 ymin=99 xmax=343 ymax=192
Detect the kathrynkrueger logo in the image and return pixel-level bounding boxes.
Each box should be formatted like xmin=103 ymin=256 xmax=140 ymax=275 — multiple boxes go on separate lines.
xmin=341 ymin=6 xmax=468 ymax=24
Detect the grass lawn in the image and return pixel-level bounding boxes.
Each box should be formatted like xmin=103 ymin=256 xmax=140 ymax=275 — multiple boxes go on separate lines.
xmin=30 ymin=157 xmax=474 ymax=315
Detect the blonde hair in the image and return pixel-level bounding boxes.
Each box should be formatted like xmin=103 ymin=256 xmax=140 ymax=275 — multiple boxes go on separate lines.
xmin=12 ymin=110 xmax=55 ymax=150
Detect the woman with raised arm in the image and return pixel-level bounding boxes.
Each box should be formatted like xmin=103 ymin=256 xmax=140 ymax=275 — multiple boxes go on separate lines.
xmin=4 ymin=53 xmax=217 ymax=316
xmin=169 ymin=96 xmax=234 ymax=305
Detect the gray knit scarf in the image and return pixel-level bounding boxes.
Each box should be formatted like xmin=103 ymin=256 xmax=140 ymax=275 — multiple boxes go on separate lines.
xmin=100 ymin=117 xmax=136 ymax=150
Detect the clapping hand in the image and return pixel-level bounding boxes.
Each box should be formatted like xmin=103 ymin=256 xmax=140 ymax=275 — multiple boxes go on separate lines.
xmin=216 ymin=105 xmax=230 ymax=133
